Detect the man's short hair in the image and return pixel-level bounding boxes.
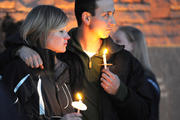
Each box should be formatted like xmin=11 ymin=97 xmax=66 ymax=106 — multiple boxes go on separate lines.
xmin=75 ymin=0 xmax=98 ymax=26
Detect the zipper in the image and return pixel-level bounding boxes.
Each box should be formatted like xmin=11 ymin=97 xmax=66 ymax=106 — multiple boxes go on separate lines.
xmin=62 ymin=84 xmax=69 ymax=109
xmin=89 ymin=58 xmax=92 ymax=69
xmin=54 ymin=82 xmax=63 ymax=112
xmin=55 ymin=83 xmax=60 ymax=91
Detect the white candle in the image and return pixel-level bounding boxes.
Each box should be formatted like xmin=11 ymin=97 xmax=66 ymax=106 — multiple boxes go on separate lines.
xmin=72 ymin=93 xmax=87 ymax=113
xmin=103 ymin=49 xmax=108 ymax=69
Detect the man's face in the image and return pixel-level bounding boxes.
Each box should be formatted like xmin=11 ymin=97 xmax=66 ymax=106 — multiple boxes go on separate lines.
xmin=90 ymin=0 xmax=116 ymax=39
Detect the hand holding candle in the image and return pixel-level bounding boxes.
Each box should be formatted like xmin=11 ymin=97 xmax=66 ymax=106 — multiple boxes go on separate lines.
xmin=72 ymin=92 xmax=87 ymax=113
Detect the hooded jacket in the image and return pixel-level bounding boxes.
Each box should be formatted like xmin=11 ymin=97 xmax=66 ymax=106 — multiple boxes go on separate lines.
xmin=2 ymin=29 xmax=155 ymax=120
xmin=3 ymin=47 xmax=74 ymax=120
xmin=63 ymin=28 xmax=154 ymax=120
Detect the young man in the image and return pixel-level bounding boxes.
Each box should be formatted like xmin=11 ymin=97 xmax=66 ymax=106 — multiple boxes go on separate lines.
xmin=2 ymin=0 xmax=153 ymax=120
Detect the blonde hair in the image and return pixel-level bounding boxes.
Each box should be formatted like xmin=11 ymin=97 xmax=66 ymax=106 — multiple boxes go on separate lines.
xmin=20 ymin=5 xmax=68 ymax=48
xmin=113 ymin=26 xmax=151 ymax=70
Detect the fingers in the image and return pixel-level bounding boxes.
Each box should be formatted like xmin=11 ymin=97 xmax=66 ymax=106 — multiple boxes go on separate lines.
xmin=24 ymin=54 xmax=43 ymax=69
xmin=33 ymin=56 xmax=40 ymax=68
xmin=100 ymin=68 xmax=120 ymax=95
xmin=24 ymin=56 xmax=33 ymax=68
xmin=102 ymin=68 xmax=115 ymax=80
xmin=37 ymin=55 xmax=43 ymax=69
xmin=100 ymin=77 xmax=111 ymax=87
xmin=101 ymin=80 xmax=109 ymax=90
xmin=39 ymin=64 xmax=44 ymax=69
xmin=101 ymin=77 xmax=112 ymax=94
xmin=62 ymin=113 xmax=82 ymax=120
xmin=31 ymin=53 xmax=43 ymax=69
xmin=101 ymin=73 xmax=112 ymax=83
xmin=66 ymin=112 xmax=82 ymax=117
xmin=18 ymin=46 xmax=44 ymax=69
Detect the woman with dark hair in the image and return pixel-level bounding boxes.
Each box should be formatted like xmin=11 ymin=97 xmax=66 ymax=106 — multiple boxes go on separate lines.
xmin=2 ymin=5 xmax=81 ymax=120
xmin=112 ymin=26 xmax=160 ymax=120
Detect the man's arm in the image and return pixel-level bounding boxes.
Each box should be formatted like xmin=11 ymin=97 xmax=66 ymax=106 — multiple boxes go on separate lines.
xmin=16 ymin=46 xmax=44 ymax=69
xmin=1 ymin=33 xmax=44 ymax=70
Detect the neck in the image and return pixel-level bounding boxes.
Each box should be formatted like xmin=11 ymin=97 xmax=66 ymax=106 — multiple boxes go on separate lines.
xmin=77 ymin=26 xmax=102 ymax=53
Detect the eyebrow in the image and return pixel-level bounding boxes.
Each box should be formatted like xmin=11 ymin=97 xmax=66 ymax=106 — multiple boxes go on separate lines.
xmin=104 ymin=9 xmax=115 ymax=14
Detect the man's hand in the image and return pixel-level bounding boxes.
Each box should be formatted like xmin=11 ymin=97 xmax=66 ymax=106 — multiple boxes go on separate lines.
xmin=16 ymin=46 xmax=44 ymax=69
xmin=61 ymin=113 xmax=82 ymax=120
xmin=100 ymin=68 xmax=120 ymax=95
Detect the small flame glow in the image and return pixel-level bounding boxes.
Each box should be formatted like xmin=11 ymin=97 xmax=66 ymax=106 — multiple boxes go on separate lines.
xmin=104 ymin=48 xmax=108 ymax=54
xmin=76 ymin=92 xmax=82 ymax=100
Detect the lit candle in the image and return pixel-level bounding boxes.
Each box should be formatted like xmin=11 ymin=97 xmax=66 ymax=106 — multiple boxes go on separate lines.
xmin=103 ymin=48 xmax=108 ymax=69
xmin=72 ymin=92 xmax=87 ymax=113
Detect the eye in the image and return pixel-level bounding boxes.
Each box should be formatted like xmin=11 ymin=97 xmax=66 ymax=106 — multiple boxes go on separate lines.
xmin=59 ymin=30 xmax=64 ymax=33
xmin=103 ymin=13 xmax=110 ymax=17
xmin=103 ymin=12 xmax=113 ymax=19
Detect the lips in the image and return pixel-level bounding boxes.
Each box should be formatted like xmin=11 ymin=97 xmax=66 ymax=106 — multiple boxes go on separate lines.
xmin=107 ymin=28 xmax=112 ymax=31
xmin=64 ymin=42 xmax=68 ymax=46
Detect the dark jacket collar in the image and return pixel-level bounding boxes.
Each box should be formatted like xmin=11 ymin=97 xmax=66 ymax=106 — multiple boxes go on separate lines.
xmin=68 ymin=27 xmax=124 ymax=58
xmin=34 ymin=48 xmax=68 ymax=84
xmin=33 ymin=47 xmax=57 ymax=71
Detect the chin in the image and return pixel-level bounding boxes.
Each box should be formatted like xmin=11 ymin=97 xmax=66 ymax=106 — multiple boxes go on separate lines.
xmin=101 ymin=32 xmax=111 ymax=39
xmin=62 ymin=48 xmax=66 ymax=53
xmin=100 ymin=34 xmax=109 ymax=39
xmin=56 ymin=49 xmax=66 ymax=53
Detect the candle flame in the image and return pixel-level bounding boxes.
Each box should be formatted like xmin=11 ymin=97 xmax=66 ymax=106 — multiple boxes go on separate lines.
xmin=103 ymin=48 xmax=108 ymax=54
xmin=76 ymin=92 xmax=82 ymax=100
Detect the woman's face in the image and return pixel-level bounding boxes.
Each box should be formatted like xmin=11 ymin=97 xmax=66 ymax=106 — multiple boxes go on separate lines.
xmin=114 ymin=31 xmax=133 ymax=52
xmin=45 ymin=26 xmax=70 ymax=53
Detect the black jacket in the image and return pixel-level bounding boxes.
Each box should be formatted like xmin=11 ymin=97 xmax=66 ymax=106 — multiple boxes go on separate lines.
xmin=145 ymin=69 xmax=160 ymax=120
xmin=2 ymin=30 xmax=155 ymax=120
xmin=2 ymin=48 xmax=74 ymax=120
xmin=58 ymin=28 xmax=154 ymax=120
xmin=0 ymin=33 xmax=24 ymax=74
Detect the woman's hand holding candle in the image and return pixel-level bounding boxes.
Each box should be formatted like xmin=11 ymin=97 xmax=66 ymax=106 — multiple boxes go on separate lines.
xmin=72 ymin=93 xmax=87 ymax=113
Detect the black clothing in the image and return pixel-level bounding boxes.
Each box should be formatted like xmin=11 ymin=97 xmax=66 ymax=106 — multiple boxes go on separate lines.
xmin=61 ymin=28 xmax=154 ymax=120
xmin=0 ymin=83 xmax=24 ymax=120
xmin=0 ymin=33 xmax=23 ymax=74
xmin=2 ymin=29 xmax=156 ymax=120
xmin=2 ymin=48 xmax=74 ymax=120
xmin=145 ymin=69 xmax=160 ymax=120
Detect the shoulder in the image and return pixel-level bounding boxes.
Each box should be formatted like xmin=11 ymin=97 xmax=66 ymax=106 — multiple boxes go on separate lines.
xmin=6 ymin=58 xmax=30 ymax=71
xmin=3 ymin=58 xmax=34 ymax=82
xmin=4 ymin=33 xmax=25 ymax=48
xmin=144 ymin=69 xmax=160 ymax=93
xmin=106 ymin=37 xmax=134 ymax=61
xmin=110 ymin=49 xmax=136 ymax=65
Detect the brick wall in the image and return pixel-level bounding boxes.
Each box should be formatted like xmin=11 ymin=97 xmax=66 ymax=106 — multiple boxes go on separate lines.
xmin=0 ymin=1 xmax=180 ymax=120
xmin=114 ymin=0 xmax=180 ymax=47
xmin=0 ymin=0 xmax=179 ymax=47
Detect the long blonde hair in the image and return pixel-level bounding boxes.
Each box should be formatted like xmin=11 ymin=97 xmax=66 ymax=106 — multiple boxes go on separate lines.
xmin=113 ymin=26 xmax=151 ymax=70
xmin=20 ymin=5 xmax=68 ymax=48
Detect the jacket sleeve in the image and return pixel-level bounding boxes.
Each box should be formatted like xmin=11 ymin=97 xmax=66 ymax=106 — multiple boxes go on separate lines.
xmin=0 ymin=33 xmax=27 ymax=74
xmin=4 ymin=33 xmax=26 ymax=48
xmin=110 ymin=51 xmax=153 ymax=120
xmin=2 ymin=59 xmax=37 ymax=113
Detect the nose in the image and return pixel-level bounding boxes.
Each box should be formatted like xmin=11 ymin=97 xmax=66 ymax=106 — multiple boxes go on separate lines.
xmin=109 ymin=16 xmax=116 ymax=27
xmin=64 ymin=32 xmax=70 ymax=41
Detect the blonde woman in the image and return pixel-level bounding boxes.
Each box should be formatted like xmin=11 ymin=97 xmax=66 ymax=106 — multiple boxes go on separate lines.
xmin=3 ymin=5 xmax=81 ymax=120
xmin=112 ymin=26 xmax=160 ymax=120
